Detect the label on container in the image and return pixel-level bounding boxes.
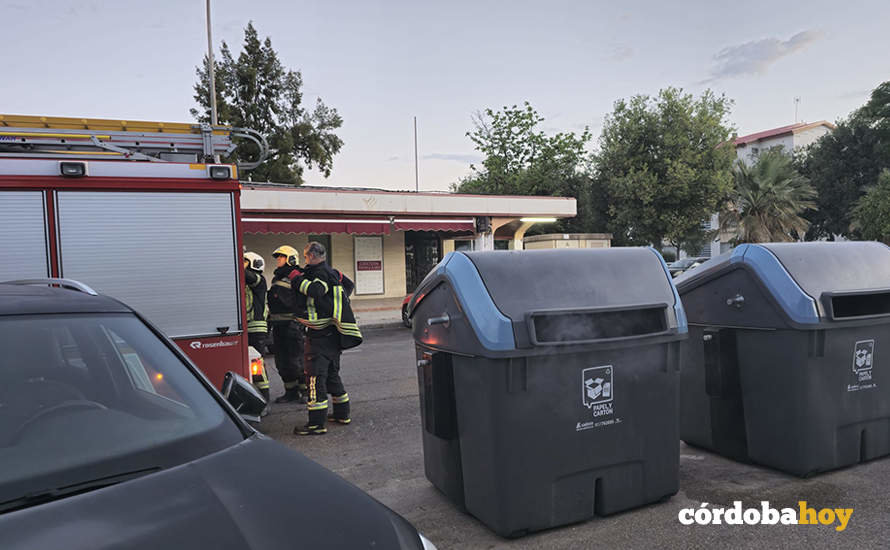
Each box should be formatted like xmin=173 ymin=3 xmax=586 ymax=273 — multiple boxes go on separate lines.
xmin=577 ymin=365 xmax=622 ymax=431
xmin=848 ymin=339 xmax=877 ymax=393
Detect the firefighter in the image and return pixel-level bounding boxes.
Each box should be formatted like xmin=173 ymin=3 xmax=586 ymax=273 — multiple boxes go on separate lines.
xmin=243 ymin=252 xmax=270 ymax=397
xmin=291 ymin=241 xmax=363 ymax=435
xmin=267 ymin=245 xmax=307 ymax=404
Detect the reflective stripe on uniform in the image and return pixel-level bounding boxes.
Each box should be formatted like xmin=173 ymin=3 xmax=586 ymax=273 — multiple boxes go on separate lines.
xmin=308 ymin=376 xmax=317 ymax=402
xmin=337 ymin=321 xmax=362 ymax=337
xmin=307 ymin=297 xmax=318 ymax=321
xmin=333 ymin=286 xmax=343 ymax=322
xmin=332 ymin=393 xmax=349 ymax=404
xmin=247 ymin=320 xmax=268 ymax=333
xmin=308 ymin=400 xmax=329 ymax=411
xmin=298 ymin=278 xmax=329 ymax=296
xmin=272 ymin=280 xmax=292 ymax=289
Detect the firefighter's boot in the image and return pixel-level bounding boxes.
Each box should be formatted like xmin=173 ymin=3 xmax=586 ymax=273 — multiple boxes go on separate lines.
xmin=295 ymin=404 xmax=328 ymax=435
xmin=329 ymin=393 xmax=351 ymax=424
xmin=275 ymin=386 xmax=305 ymax=404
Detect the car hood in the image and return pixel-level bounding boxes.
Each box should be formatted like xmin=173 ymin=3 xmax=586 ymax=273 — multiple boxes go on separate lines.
xmin=0 ymin=436 xmax=420 ymax=550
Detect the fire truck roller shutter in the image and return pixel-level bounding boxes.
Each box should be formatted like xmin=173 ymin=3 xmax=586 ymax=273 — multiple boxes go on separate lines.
xmin=55 ymin=191 xmax=240 ymax=338
xmin=0 ymin=191 xmax=50 ymax=281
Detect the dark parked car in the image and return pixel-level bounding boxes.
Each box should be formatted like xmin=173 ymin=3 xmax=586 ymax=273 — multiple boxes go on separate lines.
xmin=402 ymin=293 xmax=413 ymax=328
xmin=667 ymin=256 xmax=707 ymax=277
xmin=0 ymin=279 xmax=435 ymax=550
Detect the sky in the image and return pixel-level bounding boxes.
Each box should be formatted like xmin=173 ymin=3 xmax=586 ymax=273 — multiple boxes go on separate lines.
xmin=2 ymin=0 xmax=888 ymax=191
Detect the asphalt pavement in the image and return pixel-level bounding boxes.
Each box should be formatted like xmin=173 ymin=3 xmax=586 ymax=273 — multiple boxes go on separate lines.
xmin=258 ymin=327 xmax=890 ymax=550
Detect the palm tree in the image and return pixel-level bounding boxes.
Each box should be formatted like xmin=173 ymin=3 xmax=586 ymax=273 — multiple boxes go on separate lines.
xmin=721 ymin=148 xmax=817 ymax=243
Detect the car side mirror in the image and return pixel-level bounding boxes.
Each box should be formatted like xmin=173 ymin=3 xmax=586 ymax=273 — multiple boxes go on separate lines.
xmin=221 ymin=371 xmax=267 ymax=423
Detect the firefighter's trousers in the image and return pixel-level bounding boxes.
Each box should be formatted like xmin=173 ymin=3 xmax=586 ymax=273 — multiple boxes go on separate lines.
xmin=271 ymin=321 xmax=305 ymax=392
xmin=304 ymin=327 xmax=349 ymax=426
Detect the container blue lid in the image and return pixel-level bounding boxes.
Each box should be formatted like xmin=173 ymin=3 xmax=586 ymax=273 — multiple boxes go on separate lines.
xmin=414 ymin=248 xmax=687 ymax=352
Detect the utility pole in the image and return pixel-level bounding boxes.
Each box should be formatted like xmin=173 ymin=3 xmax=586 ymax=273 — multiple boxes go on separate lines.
xmin=205 ymin=0 xmax=220 ymax=163
xmin=414 ymin=116 xmax=419 ymax=192
xmin=794 ymin=96 xmax=801 ymax=124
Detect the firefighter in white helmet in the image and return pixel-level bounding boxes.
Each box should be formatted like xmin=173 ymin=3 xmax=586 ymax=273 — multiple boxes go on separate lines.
xmin=267 ymin=245 xmax=307 ymax=403
xmin=243 ymin=252 xmax=270 ymax=397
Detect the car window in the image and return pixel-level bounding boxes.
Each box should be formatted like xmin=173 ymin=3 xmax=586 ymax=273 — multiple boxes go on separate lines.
xmin=0 ymin=314 xmax=243 ymax=508
xmin=107 ymin=328 xmax=186 ymax=404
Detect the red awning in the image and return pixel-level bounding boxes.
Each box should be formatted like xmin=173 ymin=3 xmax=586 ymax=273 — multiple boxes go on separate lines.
xmin=392 ymin=218 xmax=475 ymax=232
xmin=242 ymin=217 xmax=390 ymax=235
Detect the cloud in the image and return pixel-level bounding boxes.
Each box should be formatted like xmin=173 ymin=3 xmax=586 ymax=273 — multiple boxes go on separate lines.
xmin=703 ymin=30 xmax=823 ymax=83
xmin=606 ymin=45 xmax=635 ymax=62
xmin=423 ymin=153 xmax=482 ymax=163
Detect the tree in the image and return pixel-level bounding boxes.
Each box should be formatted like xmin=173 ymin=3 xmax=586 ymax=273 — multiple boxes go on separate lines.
xmin=797 ymin=81 xmax=890 ymax=239
xmin=721 ymin=148 xmax=817 ymax=243
xmin=595 ymin=88 xmax=735 ymax=251
xmin=852 ymin=169 xmax=890 ymax=243
xmin=453 ymin=103 xmax=600 ymax=234
xmin=192 ymin=22 xmax=343 ymax=184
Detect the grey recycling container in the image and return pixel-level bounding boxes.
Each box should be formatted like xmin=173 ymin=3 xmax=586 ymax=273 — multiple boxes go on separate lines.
xmin=408 ymin=248 xmax=687 ymax=537
xmin=676 ymin=242 xmax=890 ymax=477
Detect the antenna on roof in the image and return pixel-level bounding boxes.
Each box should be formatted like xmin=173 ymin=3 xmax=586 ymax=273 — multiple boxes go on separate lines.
xmin=794 ymin=97 xmax=801 ymax=124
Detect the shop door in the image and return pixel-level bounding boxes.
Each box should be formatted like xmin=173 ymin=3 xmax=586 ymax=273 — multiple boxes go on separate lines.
xmin=405 ymin=231 xmax=441 ymax=294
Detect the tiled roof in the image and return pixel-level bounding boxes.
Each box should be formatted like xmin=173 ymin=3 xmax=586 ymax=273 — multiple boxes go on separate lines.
xmin=734 ymin=121 xmax=835 ymax=146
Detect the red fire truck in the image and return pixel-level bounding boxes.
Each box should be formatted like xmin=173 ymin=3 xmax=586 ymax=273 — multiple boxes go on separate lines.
xmin=0 ymin=114 xmax=268 ymax=391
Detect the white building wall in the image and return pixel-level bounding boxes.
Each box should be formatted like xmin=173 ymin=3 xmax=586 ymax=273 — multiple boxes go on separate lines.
xmin=736 ymin=135 xmax=795 ymax=166
xmin=792 ymin=126 xmax=831 ymax=150
xmin=242 ymin=231 xmax=407 ymax=302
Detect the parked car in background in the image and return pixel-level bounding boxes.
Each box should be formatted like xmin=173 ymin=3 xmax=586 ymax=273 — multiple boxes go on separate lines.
xmin=402 ymin=294 xmax=414 ymax=328
xmin=0 ymin=279 xmax=435 ymax=550
xmin=668 ymin=257 xmax=708 ymax=277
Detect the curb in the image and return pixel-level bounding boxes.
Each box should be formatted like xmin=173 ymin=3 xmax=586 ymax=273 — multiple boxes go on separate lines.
xmin=361 ymin=320 xmax=407 ymax=331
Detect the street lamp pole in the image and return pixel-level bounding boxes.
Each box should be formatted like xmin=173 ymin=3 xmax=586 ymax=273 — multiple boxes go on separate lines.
xmin=414 ymin=116 xmax=419 ymax=192
xmin=205 ymin=0 xmax=220 ymax=162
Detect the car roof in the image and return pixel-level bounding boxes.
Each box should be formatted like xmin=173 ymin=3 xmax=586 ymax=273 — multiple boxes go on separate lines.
xmin=0 ymin=284 xmax=132 ymax=316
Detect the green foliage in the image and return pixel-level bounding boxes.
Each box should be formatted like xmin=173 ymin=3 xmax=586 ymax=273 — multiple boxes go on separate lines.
xmin=722 ymin=148 xmax=817 ymax=243
xmin=797 ymin=81 xmax=890 ymax=239
xmin=192 ymin=22 xmax=343 ymax=184
xmin=453 ymin=103 xmax=599 ymax=234
xmin=595 ymin=87 xmax=736 ymax=250
xmin=852 ymin=169 xmax=890 ymax=243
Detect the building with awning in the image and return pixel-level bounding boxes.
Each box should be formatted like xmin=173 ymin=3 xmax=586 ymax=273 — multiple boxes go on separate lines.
xmin=240 ymin=184 xmax=576 ymax=301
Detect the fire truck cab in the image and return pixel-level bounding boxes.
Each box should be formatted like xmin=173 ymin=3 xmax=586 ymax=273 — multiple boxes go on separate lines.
xmin=0 ymin=114 xmax=268 ymax=391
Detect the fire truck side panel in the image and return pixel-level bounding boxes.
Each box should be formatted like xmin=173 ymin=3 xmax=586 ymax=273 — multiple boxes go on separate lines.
xmin=0 ymin=169 xmax=249 ymax=388
xmin=175 ymin=335 xmax=246 ymax=389
xmin=0 ymin=190 xmax=50 ymax=280
xmin=55 ymin=191 xmax=240 ymax=338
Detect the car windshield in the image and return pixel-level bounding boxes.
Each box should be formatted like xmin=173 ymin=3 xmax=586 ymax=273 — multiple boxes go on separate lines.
xmin=0 ymin=313 xmax=243 ymax=507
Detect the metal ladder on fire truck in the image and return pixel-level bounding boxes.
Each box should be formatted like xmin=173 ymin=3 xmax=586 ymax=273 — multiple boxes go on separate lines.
xmin=0 ymin=114 xmax=268 ymax=169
